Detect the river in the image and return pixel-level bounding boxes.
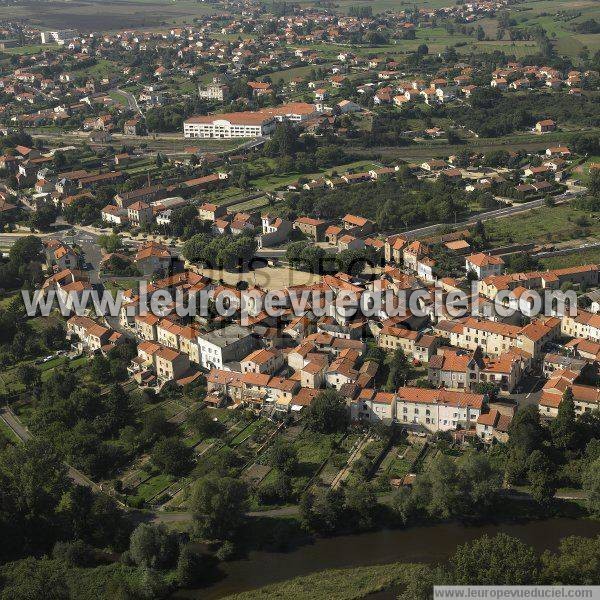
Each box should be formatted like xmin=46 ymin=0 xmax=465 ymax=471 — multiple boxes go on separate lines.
xmin=173 ymin=518 xmax=600 ymax=599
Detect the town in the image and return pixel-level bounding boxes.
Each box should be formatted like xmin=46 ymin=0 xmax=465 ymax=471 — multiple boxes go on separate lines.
xmin=0 ymin=0 xmax=600 ymax=597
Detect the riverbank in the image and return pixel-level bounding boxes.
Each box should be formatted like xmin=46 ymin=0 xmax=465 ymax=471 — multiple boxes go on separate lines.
xmin=172 ymin=517 xmax=600 ymax=599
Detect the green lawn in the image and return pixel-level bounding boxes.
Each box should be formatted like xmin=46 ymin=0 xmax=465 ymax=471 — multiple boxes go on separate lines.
xmin=130 ymin=473 xmax=174 ymax=504
xmin=224 ymin=562 xmax=422 ymax=600
xmin=0 ymin=419 xmax=20 ymax=444
xmin=485 ymin=204 xmax=600 ymax=247
xmin=540 ymin=248 xmax=600 ymax=270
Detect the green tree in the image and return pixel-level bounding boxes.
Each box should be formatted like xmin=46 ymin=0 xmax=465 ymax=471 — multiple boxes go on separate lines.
xmin=306 ymin=389 xmax=349 ymax=434
xmin=541 ymin=535 xmax=600 ymax=584
xmin=344 ymin=483 xmax=377 ymax=530
xmin=508 ymin=405 xmax=545 ymax=455
xmin=129 ymin=523 xmax=179 ymax=570
xmin=450 ymin=534 xmax=539 ymax=585
xmin=97 ymin=233 xmax=122 ymax=253
xmin=527 ymin=450 xmax=557 ymax=506
xmin=0 ymin=557 xmax=69 ymax=600
xmin=268 ymin=441 xmax=298 ymax=475
xmin=385 ymin=348 xmax=412 ymax=391
xmin=0 ymin=439 xmax=70 ymax=560
xmin=550 ymin=387 xmax=580 ymax=451
xmin=583 ymin=457 xmax=600 ymax=515
xmin=176 ymin=545 xmax=208 ymax=588
xmin=190 ymin=475 xmax=248 ymax=541
xmin=188 ymin=409 xmax=225 ymax=439
xmin=151 ymin=437 xmax=193 ymax=476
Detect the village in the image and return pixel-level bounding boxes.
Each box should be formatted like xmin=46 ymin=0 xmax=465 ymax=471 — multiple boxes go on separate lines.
xmin=0 ymin=0 xmax=600 ymax=595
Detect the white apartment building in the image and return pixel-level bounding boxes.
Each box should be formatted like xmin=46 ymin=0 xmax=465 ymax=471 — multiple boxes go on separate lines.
xmin=465 ymin=253 xmax=505 ymax=279
xmin=184 ymin=113 xmax=275 ymax=139
xmin=198 ymin=83 xmax=229 ymax=101
xmin=395 ymin=387 xmax=483 ymax=432
xmin=197 ymin=324 xmax=255 ymax=370
xmin=183 ymin=103 xmax=319 ymax=139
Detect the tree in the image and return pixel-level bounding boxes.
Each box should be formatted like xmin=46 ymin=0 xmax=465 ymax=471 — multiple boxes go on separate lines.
xmin=97 ymin=233 xmax=122 ymax=253
xmin=190 ymin=475 xmax=248 ymax=541
xmin=151 ymin=437 xmax=193 ymax=476
xmin=16 ymin=363 xmax=41 ymax=390
xmin=508 ymin=405 xmax=545 ymax=455
xmin=550 ymin=388 xmax=580 ymax=451
xmin=141 ymin=409 xmax=172 ymax=442
xmin=385 ymin=348 xmax=412 ymax=391
xmin=0 ymin=557 xmax=69 ymax=600
xmin=28 ymin=205 xmax=57 ymax=231
xmin=176 ymin=545 xmax=208 ymax=587
xmin=188 ymin=409 xmax=225 ymax=440
xmin=583 ymin=458 xmax=600 ymax=515
xmin=450 ymin=534 xmax=539 ymax=585
xmin=129 ymin=523 xmax=179 ymax=570
xmin=541 ymin=535 xmax=600 ymax=585
xmin=527 ymin=450 xmax=557 ymax=506
xmin=306 ymin=389 xmax=349 ymax=434
xmin=457 ymin=452 xmax=502 ymax=516
xmin=268 ymin=441 xmax=298 ymax=475
xmin=10 ymin=235 xmax=41 ymax=263
xmin=344 ymin=483 xmax=377 ymax=530
xmin=51 ymin=540 xmax=94 ymax=567
xmin=90 ymin=354 xmax=111 ymax=382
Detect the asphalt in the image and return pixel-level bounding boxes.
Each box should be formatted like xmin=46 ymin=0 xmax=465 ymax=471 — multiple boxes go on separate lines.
xmin=0 ymin=407 xmax=102 ymax=492
xmin=402 ymin=189 xmax=584 ymax=240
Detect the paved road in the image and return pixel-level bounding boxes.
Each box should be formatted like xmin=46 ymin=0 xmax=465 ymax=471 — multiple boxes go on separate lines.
xmin=402 ymin=190 xmax=583 ymax=240
xmin=0 ymin=407 xmax=102 ymax=492
xmin=114 ymin=88 xmax=142 ymax=116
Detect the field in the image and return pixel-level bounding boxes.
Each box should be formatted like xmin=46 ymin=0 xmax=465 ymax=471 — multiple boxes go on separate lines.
xmin=0 ymin=0 xmax=219 ymax=31
xmin=485 ymin=204 xmax=600 ymax=247
xmin=198 ymin=264 xmax=322 ymax=290
xmin=224 ymin=562 xmax=422 ymax=600
xmin=540 ymin=247 xmax=600 ymax=270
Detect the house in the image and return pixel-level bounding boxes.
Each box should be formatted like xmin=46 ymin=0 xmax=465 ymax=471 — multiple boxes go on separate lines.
xmin=539 ymin=369 xmax=600 ymax=419
xmin=154 ymin=345 xmax=191 ymax=383
xmin=241 ymin=348 xmax=284 ymax=375
xmin=134 ymin=242 xmax=177 ymax=276
xmin=101 ymin=205 xmax=129 ymax=225
xmin=115 ymin=185 xmax=166 ymax=209
xmin=395 ymin=387 xmax=483 ymax=433
xmin=124 ymin=118 xmax=145 ymax=136
xmin=258 ymin=215 xmax=292 ymax=248
xmin=338 ymin=234 xmax=364 ymax=251
xmin=351 ymin=389 xmax=395 ymax=423
xmin=421 ymin=159 xmax=447 ymax=172
xmin=535 ymin=119 xmax=556 ymax=133
xmin=377 ymin=325 xmax=439 ymax=363
xmin=135 ymin=313 xmax=160 ymax=341
xmin=127 ymin=201 xmax=153 ymax=227
xmin=293 ymin=217 xmax=328 ymax=241
xmin=66 ymin=315 xmax=111 ymax=352
xmin=197 ymin=324 xmax=256 ymax=370
xmin=403 ymin=241 xmax=428 ymax=272
xmin=342 ymin=213 xmax=374 ymax=234
xmin=465 ymin=253 xmax=504 ymax=279
xmin=198 ymin=202 xmax=227 ymax=221
xmin=476 ymin=409 xmax=513 ymax=443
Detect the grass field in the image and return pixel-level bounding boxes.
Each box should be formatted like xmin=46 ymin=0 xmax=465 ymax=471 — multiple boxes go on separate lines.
xmin=540 ymin=247 xmax=600 ymax=270
xmin=485 ymin=204 xmax=600 ymax=247
xmin=224 ymin=561 xmax=422 ymax=600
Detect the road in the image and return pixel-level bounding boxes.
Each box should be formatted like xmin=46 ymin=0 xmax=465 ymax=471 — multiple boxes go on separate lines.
xmin=114 ymin=88 xmax=142 ymax=116
xmin=0 ymin=406 xmax=102 ymax=492
xmin=402 ymin=190 xmax=584 ymax=240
